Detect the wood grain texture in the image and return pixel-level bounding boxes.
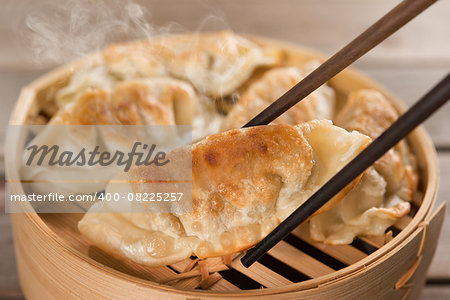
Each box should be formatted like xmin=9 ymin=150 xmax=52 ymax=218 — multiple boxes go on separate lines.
xmin=0 ymin=215 xmax=20 ymax=293
xmin=428 ymin=153 xmax=450 ymax=279
xmin=268 ymin=241 xmax=336 ymax=278
xmin=1 ymin=0 xmax=449 ymax=70
xmin=420 ymin=286 xmax=450 ymax=300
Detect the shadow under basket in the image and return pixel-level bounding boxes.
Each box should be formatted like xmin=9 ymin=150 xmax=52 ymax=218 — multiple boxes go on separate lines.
xmin=7 ymin=34 xmax=446 ymax=300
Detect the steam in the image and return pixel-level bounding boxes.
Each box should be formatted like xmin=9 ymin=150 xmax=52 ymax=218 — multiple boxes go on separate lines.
xmin=22 ymin=0 xmax=175 ymax=66
xmin=20 ymin=0 xmax=233 ymax=67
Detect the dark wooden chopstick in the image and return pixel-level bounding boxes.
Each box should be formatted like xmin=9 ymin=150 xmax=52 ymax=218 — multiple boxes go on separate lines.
xmin=243 ymin=0 xmax=438 ymax=127
xmin=241 ymin=73 xmax=450 ymax=268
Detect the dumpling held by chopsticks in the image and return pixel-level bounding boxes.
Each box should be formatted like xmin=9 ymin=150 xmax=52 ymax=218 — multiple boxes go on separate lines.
xmin=78 ymin=120 xmax=370 ymax=266
xmin=309 ymin=90 xmax=418 ymax=244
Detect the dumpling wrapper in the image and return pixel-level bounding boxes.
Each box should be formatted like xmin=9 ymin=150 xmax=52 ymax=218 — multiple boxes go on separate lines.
xmin=335 ymin=89 xmax=418 ymax=200
xmin=220 ymin=64 xmax=335 ymax=131
xmin=309 ymin=90 xmax=418 ymax=244
xmin=78 ymin=120 xmax=371 ymax=266
xmin=52 ymin=77 xmax=222 ymax=145
xmin=21 ymin=77 xmax=209 ymax=196
xmin=55 ymin=63 xmax=117 ymax=109
xmin=103 ymin=31 xmax=282 ymax=97
xmin=56 ymin=75 xmax=222 ymax=141
xmin=52 ymin=78 xmax=197 ymax=126
xmin=309 ymin=167 xmax=411 ymax=244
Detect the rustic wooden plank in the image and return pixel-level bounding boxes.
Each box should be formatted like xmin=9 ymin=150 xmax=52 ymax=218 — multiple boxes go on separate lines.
xmin=0 ymin=180 xmax=21 ymax=295
xmin=0 ymin=290 xmax=24 ymax=300
xmin=0 ymin=214 xmax=21 ymax=293
xmin=0 ymin=70 xmax=46 ymax=142
xmin=268 ymin=241 xmax=335 ymax=278
xmin=1 ymin=0 xmax=449 ymax=70
xmin=428 ymin=152 xmax=450 ymax=279
xmin=170 ymin=0 xmax=450 ymax=66
xmin=420 ymin=285 xmax=450 ymax=300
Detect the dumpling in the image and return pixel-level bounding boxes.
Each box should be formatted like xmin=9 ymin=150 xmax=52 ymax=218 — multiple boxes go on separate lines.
xmin=51 ymin=78 xmax=198 ymax=126
xmin=309 ymin=167 xmax=411 ymax=244
xmin=21 ymin=77 xmax=207 ymax=196
xmin=102 ymin=40 xmax=167 ymax=80
xmin=103 ymin=31 xmax=282 ymax=97
xmin=78 ymin=120 xmax=371 ymax=266
xmin=55 ymin=63 xmax=117 ymax=109
xmin=334 ymin=90 xmax=418 ymax=201
xmin=51 ymin=77 xmax=221 ymax=140
xmin=19 ymin=120 xmax=118 ymax=197
xmin=309 ymin=90 xmax=418 ymax=244
xmin=220 ymin=64 xmax=335 ymax=131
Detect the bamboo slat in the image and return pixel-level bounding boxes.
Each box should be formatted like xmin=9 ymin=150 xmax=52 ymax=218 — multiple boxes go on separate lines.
xmin=231 ymin=260 xmax=293 ymax=288
xmin=268 ymin=241 xmax=335 ymax=278
xmin=292 ymin=225 xmax=367 ymax=265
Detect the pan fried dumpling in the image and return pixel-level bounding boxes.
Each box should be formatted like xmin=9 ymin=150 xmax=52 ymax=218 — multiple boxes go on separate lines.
xmin=103 ymin=31 xmax=282 ymax=97
xmin=102 ymin=41 xmax=167 ymax=80
xmin=309 ymin=167 xmax=410 ymax=244
xmin=78 ymin=120 xmax=371 ymax=266
xmin=51 ymin=77 xmax=221 ymax=141
xmin=51 ymin=78 xmax=198 ymax=126
xmin=335 ymin=90 xmax=418 ymax=200
xmin=220 ymin=65 xmax=335 ymax=131
xmin=21 ymin=77 xmax=208 ymax=196
xmin=54 ymin=63 xmax=116 ymax=109
xmin=77 ymin=201 xmax=199 ymax=266
xmin=309 ymin=90 xmax=418 ymax=244
xmin=20 ymin=120 xmax=118 ymax=196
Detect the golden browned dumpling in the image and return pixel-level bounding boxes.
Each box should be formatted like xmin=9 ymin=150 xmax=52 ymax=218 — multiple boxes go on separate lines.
xmin=21 ymin=77 xmax=210 ymax=196
xmin=51 ymin=78 xmax=197 ymax=126
xmin=51 ymin=77 xmax=222 ymax=141
xmin=26 ymin=32 xmax=420 ymax=266
xmin=220 ymin=64 xmax=335 ymax=131
xmin=309 ymin=90 xmax=418 ymax=244
xmin=103 ymin=31 xmax=282 ymax=97
xmin=78 ymin=120 xmax=371 ymax=266
xmin=309 ymin=166 xmax=411 ymax=244
xmin=335 ymin=89 xmax=418 ymax=201
xmin=54 ymin=62 xmax=116 ymax=109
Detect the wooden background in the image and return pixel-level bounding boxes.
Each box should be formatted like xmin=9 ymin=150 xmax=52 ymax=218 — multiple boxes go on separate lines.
xmin=0 ymin=0 xmax=449 ymax=299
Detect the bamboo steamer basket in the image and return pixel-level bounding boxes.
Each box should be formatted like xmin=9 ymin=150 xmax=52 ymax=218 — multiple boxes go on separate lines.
xmin=7 ymin=34 xmax=446 ymax=300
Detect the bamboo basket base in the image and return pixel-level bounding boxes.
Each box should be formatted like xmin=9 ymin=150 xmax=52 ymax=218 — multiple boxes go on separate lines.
xmin=39 ymin=207 xmax=415 ymax=291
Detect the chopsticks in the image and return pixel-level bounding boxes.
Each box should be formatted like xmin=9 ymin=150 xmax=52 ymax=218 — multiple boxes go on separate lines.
xmin=243 ymin=0 xmax=438 ymax=127
xmin=241 ymin=73 xmax=450 ymax=268
xmin=239 ymin=0 xmax=445 ymax=268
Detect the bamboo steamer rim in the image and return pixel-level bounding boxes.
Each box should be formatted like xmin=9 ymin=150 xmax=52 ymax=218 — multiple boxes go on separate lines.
xmin=7 ymin=33 xmax=439 ymax=296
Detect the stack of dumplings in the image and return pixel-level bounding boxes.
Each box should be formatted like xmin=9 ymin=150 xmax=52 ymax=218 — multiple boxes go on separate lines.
xmin=24 ymin=32 xmax=418 ymax=267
